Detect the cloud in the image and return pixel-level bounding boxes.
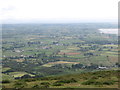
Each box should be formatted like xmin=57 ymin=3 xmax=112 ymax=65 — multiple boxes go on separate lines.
xmin=0 ymin=0 xmax=119 ymax=23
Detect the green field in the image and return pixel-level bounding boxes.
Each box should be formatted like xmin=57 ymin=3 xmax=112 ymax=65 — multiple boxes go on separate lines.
xmin=2 ymin=23 xmax=118 ymax=88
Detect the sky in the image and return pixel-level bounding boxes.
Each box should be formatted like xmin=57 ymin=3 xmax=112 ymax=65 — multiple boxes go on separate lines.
xmin=0 ymin=0 xmax=119 ymax=23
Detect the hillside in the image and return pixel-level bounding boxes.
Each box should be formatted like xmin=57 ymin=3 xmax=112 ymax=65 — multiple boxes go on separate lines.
xmin=2 ymin=70 xmax=119 ymax=89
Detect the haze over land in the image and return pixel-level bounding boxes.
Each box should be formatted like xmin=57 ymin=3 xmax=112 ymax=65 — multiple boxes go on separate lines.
xmin=1 ymin=0 xmax=119 ymax=89
xmin=99 ymin=29 xmax=118 ymax=35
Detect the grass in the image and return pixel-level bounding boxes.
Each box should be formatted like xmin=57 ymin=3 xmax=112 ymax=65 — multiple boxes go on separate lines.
xmin=2 ymin=74 xmax=14 ymax=80
xmin=2 ymin=70 xmax=119 ymax=88
xmin=2 ymin=67 xmax=11 ymax=72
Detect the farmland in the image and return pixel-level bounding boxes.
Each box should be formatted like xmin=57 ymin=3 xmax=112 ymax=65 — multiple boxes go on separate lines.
xmin=1 ymin=23 xmax=119 ymax=88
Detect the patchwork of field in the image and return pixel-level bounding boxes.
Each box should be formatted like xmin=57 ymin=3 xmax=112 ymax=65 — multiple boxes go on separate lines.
xmin=2 ymin=23 xmax=118 ymax=89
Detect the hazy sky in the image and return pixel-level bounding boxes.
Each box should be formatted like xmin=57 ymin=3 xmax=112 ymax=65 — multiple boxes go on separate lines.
xmin=0 ymin=0 xmax=119 ymax=23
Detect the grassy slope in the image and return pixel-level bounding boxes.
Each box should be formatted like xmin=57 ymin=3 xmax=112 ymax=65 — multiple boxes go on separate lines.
xmin=2 ymin=70 xmax=119 ymax=88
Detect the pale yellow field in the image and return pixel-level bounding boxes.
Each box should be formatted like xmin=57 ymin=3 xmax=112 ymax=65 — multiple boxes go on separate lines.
xmin=42 ymin=61 xmax=80 ymax=67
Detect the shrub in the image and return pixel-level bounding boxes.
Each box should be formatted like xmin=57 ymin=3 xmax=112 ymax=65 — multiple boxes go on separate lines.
xmin=90 ymin=76 xmax=98 ymax=79
xmin=32 ymin=84 xmax=49 ymax=88
xmin=55 ymin=78 xmax=77 ymax=84
xmin=103 ymin=81 xmax=114 ymax=85
xmin=32 ymin=84 xmax=40 ymax=88
xmin=2 ymin=80 xmax=10 ymax=83
xmin=52 ymin=82 xmax=63 ymax=86
xmin=40 ymin=85 xmax=49 ymax=88
xmin=82 ymin=79 xmax=103 ymax=85
xmin=82 ymin=79 xmax=114 ymax=85
xmin=94 ymin=81 xmax=103 ymax=85
xmin=24 ymin=78 xmax=36 ymax=82
xmin=82 ymin=79 xmax=95 ymax=85
xmin=69 ymin=78 xmax=77 ymax=83
xmin=40 ymin=82 xmax=50 ymax=85
xmin=14 ymin=81 xmax=27 ymax=89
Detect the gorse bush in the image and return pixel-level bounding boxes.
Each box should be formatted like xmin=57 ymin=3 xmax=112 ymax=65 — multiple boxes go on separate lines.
xmin=32 ymin=84 xmax=49 ymax=88
xmin=102 ymin=81 xmax=114 ymax=85
xmin=82 ymin=79 xmax=114 ymax=85
xmin=52 ymin=78 xmax=77 ymax=86
xmin=24 ymin=78 xmax=37 ymax=82
xmin=90 ymin=76 xmax=98 ymax=79
xmin=55 ymin=78 xmax=77 ymax=84
xmin=40 ymin=82 xmax=50 ymax=85
xmin=40 ymin=85 xmax=49 ymax=88
xmin=14 ymin=81 xmax=27 ymax=89
xmin=52 ymin=82 xmax=63 ymax=86
xmin=32 ymin=84 xmax=40 ymax=88
xmin=82 ymin=79 xmax=96 ymax=85
xmin=2 ymin=80 xmax=10 ymax=83
xmin=94 ymin=81 xmax=103 ymax=85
